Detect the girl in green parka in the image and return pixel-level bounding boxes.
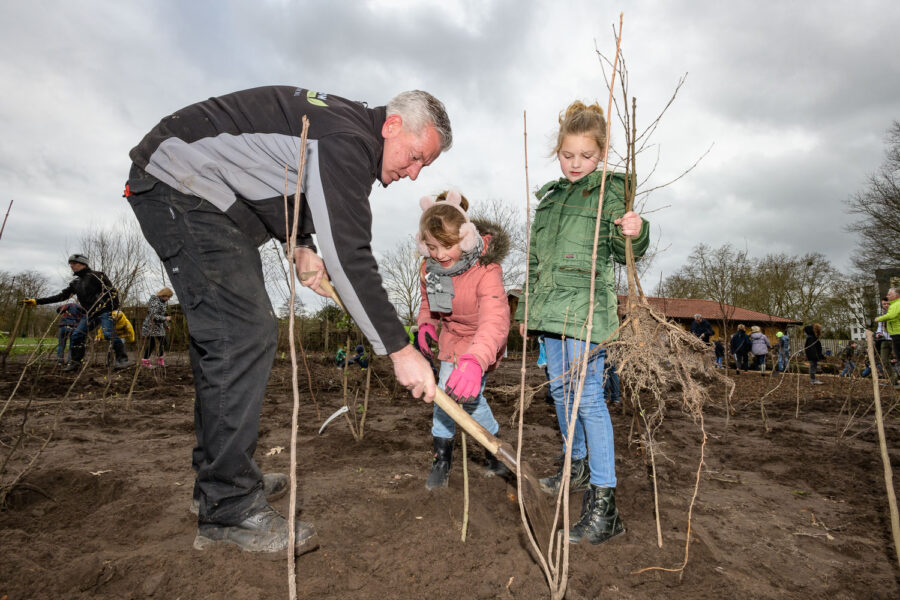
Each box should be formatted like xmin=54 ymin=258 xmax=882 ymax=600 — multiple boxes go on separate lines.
xmin=516 ymin=100 xmax=650 ymax=545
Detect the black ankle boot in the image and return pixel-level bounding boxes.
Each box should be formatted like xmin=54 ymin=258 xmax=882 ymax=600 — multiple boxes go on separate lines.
xmin=484 ymin=450 xmax=512 ymax=479
xmin=568 ymin=484 xmax=625 ymax=545
xmin=426 ymin=437 xmax=454 ymax=490
xmin=539 ymin=456 xmax=590 ymax=495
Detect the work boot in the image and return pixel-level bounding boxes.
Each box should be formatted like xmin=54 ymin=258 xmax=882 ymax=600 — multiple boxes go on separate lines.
xmin=484 ymin=451 xmax=513 ymax=479
xmin=113 ymin=341 xmax=131 ymax=369
xmin=568 ymin=484 xmax=625 ymax=545
xmin=426 ymin=436 xmax=454 ymax=490
xmin=191 ymin=473 xmax=289 ymax=515
xmin=62 ymin=361 xmax=82 ymax=372
xmin=193 ymin=504 xmax=318 ymax=558
xmin=539 ymin=456 xmax=590 ymax=495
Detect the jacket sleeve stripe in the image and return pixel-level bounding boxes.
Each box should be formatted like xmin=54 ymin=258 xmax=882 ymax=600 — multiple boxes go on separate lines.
xmin=303 ymin=141 xmax=390 ymax=355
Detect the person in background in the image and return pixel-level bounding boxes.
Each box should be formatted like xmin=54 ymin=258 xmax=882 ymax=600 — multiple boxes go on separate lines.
xmin=875 ymin=288 xmax=900 ymax=388
xmin=55 ymin=302 xmax=85 ymax=365
xmin=875 ymin=296 xmax=897 ymax=386
xmin=25 ymin=254 xmax=128 ymax=371
xmin=96 ymin=310 xmax=135 ymax=367
xmin=749 ymin=326 xmax=771 ymax=376
xmin=714 ymin=339 xmax=725 ymax=369
xmin=839 ymin=342 xmax=858 ymax=377
xmin=141 ymin=287 xmax=173 ymax=368
xmin=348 ymin=344 xmax=369 ymax=369
xmin=730 ymin=324 xmax=751 ymax=373
xmin=804 ymin=323 xmax=826 ymax=385
xmin=690 ymin=314 xmax=714 ymax=344
xmin=775 ymin=331 xmax=790 ymax=372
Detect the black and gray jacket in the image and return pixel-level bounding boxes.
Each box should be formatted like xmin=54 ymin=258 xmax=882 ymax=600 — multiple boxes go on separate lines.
xmin=129 ymin=85 xmax=406 ymax=354
xmin=36 ymin=268 xmax=119 ymax=318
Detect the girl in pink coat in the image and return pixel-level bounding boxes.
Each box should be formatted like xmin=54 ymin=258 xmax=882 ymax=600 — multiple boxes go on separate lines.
xmin=416 ymin=190 xmax=511 ymax=490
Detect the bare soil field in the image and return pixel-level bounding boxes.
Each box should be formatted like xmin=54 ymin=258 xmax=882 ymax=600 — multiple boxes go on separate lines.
xmin=1 ymin=355 xmax=899 ymax=599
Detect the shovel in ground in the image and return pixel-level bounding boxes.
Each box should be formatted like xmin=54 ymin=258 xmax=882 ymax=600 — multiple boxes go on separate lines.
xmin=303 ymin=272 xmax=554 ymax=554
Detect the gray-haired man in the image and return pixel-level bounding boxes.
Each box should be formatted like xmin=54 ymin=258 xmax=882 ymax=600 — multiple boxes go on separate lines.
xmin=125 ymin=86 xmax=451 ymax=557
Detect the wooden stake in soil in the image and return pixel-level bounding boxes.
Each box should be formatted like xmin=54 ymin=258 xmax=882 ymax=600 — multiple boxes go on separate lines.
xmin=285 ymin=116 xmax=311 ymax=600
xmin=864 ymin=330 xmax=900 ymax=569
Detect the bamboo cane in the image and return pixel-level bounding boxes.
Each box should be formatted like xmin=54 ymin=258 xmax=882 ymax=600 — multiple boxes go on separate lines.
xmin=865 ymin=330 xmax=900 ymax=569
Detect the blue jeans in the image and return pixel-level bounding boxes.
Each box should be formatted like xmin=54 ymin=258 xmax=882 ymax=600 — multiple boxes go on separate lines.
xmin=776 ymin=352 xmax=788 ymax=371
xmin=69 ymin=311 xmax=121 ymax=361
xmin=840 ymin=360 xmax=855 ymax=376
xmin=57 ymin=326 xmax=74 ymax=359
xmin=432 ymin=361 xmax=499 ymax=438
xmin=545 ymin=336 xmax=616 ymax=488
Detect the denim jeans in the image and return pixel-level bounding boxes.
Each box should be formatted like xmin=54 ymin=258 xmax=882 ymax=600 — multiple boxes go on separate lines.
xmin=840 ymin=360 xmax=856 ymax=376
xmin=777 ymin=351 xmax=789 ymax=371
xmin=127 ymin=164 xmax=273 ymax=525
xmin=69 ymin=311 xmax=122 ymax=362
xmin=432 ymin=360 xmax=499 ymax=438
xmin=57 ymin=326 xmax=74 ymax=359
xmin=545 ymin=336 xmax=616 ymax=488
xmin=809 ymin=360 xmax=819 ymax=381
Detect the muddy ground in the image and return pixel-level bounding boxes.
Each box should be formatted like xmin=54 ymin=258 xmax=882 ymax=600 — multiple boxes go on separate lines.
xmin=1 ymin=354 xmax=899 ymax=599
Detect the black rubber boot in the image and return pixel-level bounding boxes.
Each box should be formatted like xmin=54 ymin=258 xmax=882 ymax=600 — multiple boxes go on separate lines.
xmin=568 ymin=484 xmax=625 ymax=545
xmin=193 ymin=504 xmax=318 ymax=559
xmin=113 ymin=340 xmax=131 ymax=369
xmin=426 ymin=437 xmax=454 ymax=490
xmin=63 ymin=345 xmax=85 ymax=372
xmin=539 ymin=456 xmax=590 ymax=495
xmin=484 ymin=451 xmax=513 ymax=480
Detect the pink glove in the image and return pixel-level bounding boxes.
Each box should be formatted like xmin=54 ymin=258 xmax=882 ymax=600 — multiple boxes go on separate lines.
xmin=417 ymin=323 xmax=438 ymax=359
xmin=445 ymin=354 xmax=483 ymax=403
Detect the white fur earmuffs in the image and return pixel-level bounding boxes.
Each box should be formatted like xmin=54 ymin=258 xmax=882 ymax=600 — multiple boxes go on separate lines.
xmin=415 ymin=190 xmax=480 ymax=256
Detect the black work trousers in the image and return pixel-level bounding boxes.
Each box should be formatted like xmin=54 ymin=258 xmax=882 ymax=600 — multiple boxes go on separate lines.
xmin=126 ymin=165 xmax=276 ymax=525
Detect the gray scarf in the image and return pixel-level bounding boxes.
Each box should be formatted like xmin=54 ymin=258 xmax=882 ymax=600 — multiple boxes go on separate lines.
xmin=423 ymin=236 xmax=484 ymax=313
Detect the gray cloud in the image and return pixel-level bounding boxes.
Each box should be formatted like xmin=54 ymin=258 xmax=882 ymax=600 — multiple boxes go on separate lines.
xmin=1 ymin=0 xmax=899 ymax=305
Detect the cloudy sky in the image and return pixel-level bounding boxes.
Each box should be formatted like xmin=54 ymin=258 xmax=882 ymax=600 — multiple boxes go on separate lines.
xmin=1 ymin=0 xmax=898 ymax=307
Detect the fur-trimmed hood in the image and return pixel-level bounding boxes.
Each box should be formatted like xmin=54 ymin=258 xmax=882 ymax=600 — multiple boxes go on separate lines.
xmin=472 ymin=218 xmax=510 ymax=267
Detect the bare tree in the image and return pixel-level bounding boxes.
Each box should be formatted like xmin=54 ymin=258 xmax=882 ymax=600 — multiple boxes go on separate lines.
xmin=378 ymin=236 xmax=422 ymax=326
xmin=847 ymin=121 xmax=900 ymax=271
xmin=71 ymin=220 xmax=152 ymax=306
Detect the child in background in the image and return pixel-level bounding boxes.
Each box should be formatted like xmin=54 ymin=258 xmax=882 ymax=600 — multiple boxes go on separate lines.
xmin=348 ymin=344 xmax=369 ymax=369
xmin=839 ymin=342 xmax=858 ymax=377
xmin=714 ymin=340 xmax=725 ymax=369
xmin=515 ymin=100 xmax=650 ymax=545
xmin=56 ymin=302 xmax=85 ymax=365
xmin=416 ymin=190 xmax=511 ymax=489
xmin=804 ymin=323 xmax=826 ymax=385
xmin=141 ymin=287 xmax=172 ymax=368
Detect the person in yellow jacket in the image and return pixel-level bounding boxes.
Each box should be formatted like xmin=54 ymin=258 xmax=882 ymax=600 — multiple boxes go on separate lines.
xmin=95 ymin=311 xmax=135 ymax=366
xmin=875 ymin=287 xmax=900 ymax=387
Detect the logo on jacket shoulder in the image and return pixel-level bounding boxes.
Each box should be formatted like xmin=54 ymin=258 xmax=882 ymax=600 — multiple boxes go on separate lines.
xmin=303 ymin=90 xmax=329 ymax=107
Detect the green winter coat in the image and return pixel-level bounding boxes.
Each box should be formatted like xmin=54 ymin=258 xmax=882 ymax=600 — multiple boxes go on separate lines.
xmin=515 ymin=170 xmax=650 ymax=344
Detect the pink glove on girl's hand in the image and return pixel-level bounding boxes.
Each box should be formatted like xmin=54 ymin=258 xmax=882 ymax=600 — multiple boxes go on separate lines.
xmin=445 ymin=354 xmax=483 ymax=403
xmin=417 ymin=323 xmax=438 ymax=359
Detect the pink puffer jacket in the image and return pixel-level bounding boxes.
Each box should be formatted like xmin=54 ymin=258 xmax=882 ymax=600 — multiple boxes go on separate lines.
xmin=416 ymin=225 xmax=510 ymax=372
